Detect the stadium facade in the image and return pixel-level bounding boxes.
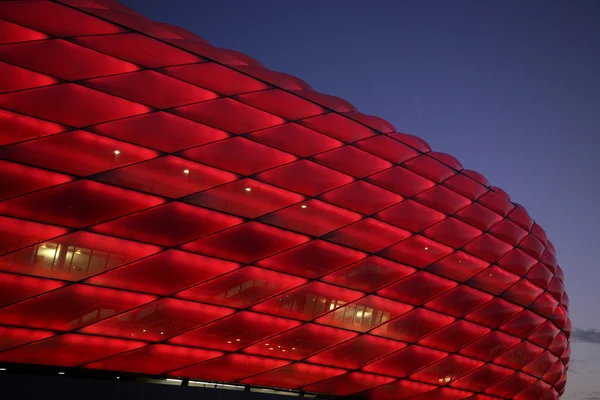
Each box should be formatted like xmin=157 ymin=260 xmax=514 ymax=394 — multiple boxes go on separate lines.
xmin=0 ymin=1 xmax=570 ymax=399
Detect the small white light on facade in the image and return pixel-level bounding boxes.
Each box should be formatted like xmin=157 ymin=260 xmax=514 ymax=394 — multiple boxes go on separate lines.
xmin=424 ymin=247 xmax=429 ymax=251
xmin=301 ymin=205 xmax=307 ymax=209
xmin=113 ymin=150 xmax=120 ymax=155
xmin=183 ymin=169 xmax=190 ymax=174
xmin=245 ymin=187 xmax=252 ymax=192
xmin=58 ymin=372 xmax=65 ymax=375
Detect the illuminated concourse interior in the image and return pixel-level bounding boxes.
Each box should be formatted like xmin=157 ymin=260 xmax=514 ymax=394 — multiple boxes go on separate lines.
xmin=0 ymin=1 xmax=570 ymax=399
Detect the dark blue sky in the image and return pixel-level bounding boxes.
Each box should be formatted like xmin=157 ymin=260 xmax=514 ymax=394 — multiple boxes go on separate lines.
xmin=121 ymin=0 xmax=599 ymax=329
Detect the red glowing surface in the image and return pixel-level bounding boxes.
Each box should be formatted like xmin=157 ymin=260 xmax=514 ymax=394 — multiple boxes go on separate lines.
xmin=0 ymin=1 xmax=569 ymax=399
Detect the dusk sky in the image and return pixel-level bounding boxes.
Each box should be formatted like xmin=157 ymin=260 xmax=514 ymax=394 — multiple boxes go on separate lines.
xmin=122 ymin=1 xmax=599 ymax=397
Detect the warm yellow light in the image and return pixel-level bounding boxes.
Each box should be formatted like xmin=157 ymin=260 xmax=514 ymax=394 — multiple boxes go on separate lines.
xmin=75 ymin=250 xmax=81 ymax=255
xmin=301 ymin=205 xmax=307 ymax=209
xmin=235 ymin=338 xmax=241 ymax=342
xmin=41 ymin=244 xmax=47 ymax=248
xmin=113 ymin=150 xmax=120 ymax=155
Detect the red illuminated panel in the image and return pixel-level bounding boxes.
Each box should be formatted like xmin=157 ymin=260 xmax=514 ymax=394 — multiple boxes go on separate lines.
xmin=493 ymin=340 xmax=544 ymax=370
xmin=370 ymin=308 xmax=455 ymax=342
xmin=260 ymin=199 xmax=362 ymax=236
xmin=425 ymin=285 xmax=493 ymax=317
xmin=363 ymin=345 xmax=448 ymax=378
xmin=415 ymin=185 xmax=472 ymax=215
xmin=97 ymin=156 xmax=237 ymax=198
xmin=0 ymin=326 xmax=56 ymax=352
xmin=0 ymin=160 xmax=72 ymax=201
xmin=443 ymin=173 xmax=489 ymax=200
xmin=76 ymin=33 xmax=201 ymax=68
xmin=368 ymin=166 xmax=435 ymax=197
xmin=316 ymin=295 xmax=413 ymax=332
xmin=0 ymin=19 xmax=47 ymax=45
xmin=241 ymin=362 xmax=347 ymax=389
xmin=377 ymin=271 xmax=456 ymax=305
xmin=88 ymin=250 xmax=239 ymax=295
xmin=0 ymin=62 xmax=56 ymax=93
xmin=182 ymin=222 xmax=309 ymax=263
xmin=91 ymin=112 xmax=229 ymax=153
xmin=418 ymin=320 xmax=490 ymax=352
xmin=84 ymin=70 xmax=217 ymax=109
xmin=172 ymin=354 xmax=290 ymax=381
xmin=0 ymin=39 xmax=139 ymax=80
xmin=355 ymin=134 xmax=420 ymax=164
xmin=0 ymin=130 xmax=159 ymax=176
xmin=0 ymin=231 xmax=161 ymax=281
xmin=180 ymin=136 xmax=295 ymax=175
xmin=0 ymin=216 xmax=69 ymax=256
xmin=173 ymin=98 xmax=285 ymax=134
xmin=322 ymin=256 xmax=415 ymax=292
xmin=485 ymin=371 xmax=537 ymax=398
xmin=376 ymin=199 xmax=446 ymax=232
xmin=459 ymin=330 xmax=521 ymax=362
xmin=244 ymin=323 xmax=357 ymax=360
xmin=93 ymin=202 xmax=242 ymax=246
xmin=307 ymin=335 xmax=405 ymax=369
xmin=0 ymin=272 xmax=65 ymax=307
xmin=0 ymin=83 xmax=151 ymax=127
xmin=257 ymin=240 xmax=366 ymax=279
xmin=248 ymin=123 xmax=342 ymax=157
xmin=325 ymin=218 xmax=412 ymax=253
xmin=455 ymin=202 xmax=504 ymax=231
xmin=424 ymin=218 xmax=482 ymax=249
xmin=0 ymin=284 xmax=155 ymax=331
xmin=80 ymin=298 xmax=233 ymax=341
xmin=403 ymin=154 xmax=457 ymax=183
xmin=0 ymin=108 xmax=65 ymax=146
xmin=252 ymin=281 xmax=363 ymax=320
xmin=0 ymin=1 xmax=125 ymax=36
xmin=426 ymin=251 xmax=490 ymax=282
xmin=304 ymin=372 xmax=395 ymax=396
xmin=366 ymin=380 xmax=437 ymax=400
xmin=257 ymin=160 xmax=354 ymax=197
xmin=300 ymin=112 xmax=375 ymax=142
xmin=464 ymin=297 xmax=523 ymax=328
xmin=86 ymin=344 xmax=223 ymax=375
xmin=236 ymin=89 xmax=325 ymax=120
xmin=185 ymin=178 xmax=304 ymax=218
xmin=408 ymin=355 xmax=484 ymax=385
xmin=450 ymin=364 xmax=513 ymax=392
xmin=0 ymin=180 xmax=164 ymax=228
xmin=169 ymin=311 xmax=301 ymax=351
xmin=380 ymin=236 xmax=454 ymax=269
xmin=0 ymin=333 xmax=145 ymax=367
xmin=176 ymin=266 xmax=306 ymax=308
xmin=313 ymin=146 xmax=392 ymax=178
xmin=162 ymin=62 xmax=269 ymax=95
xmin=321 ymin=181 xmax=403 ymax=215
